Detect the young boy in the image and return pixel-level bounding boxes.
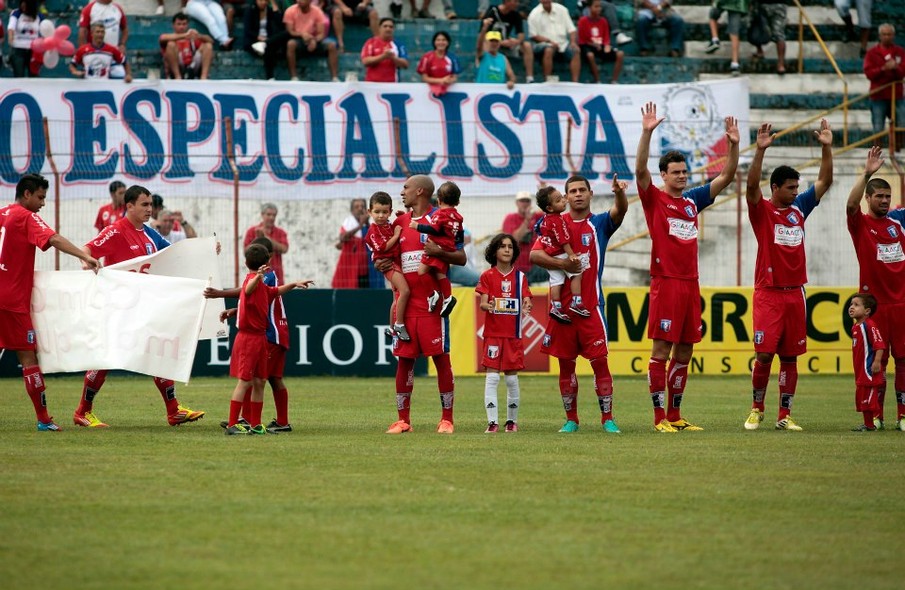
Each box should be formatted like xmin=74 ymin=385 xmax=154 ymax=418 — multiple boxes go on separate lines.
xmin=534 ymin=186 xmax=588 ymax=324
xmin=850 ymin=293 xmax=886 ymax=432
xmin=577 ymin=0 xmax=624 ymax=84
xmin=225 ymin=243 xmax=311 ymax=436
xmin=476 ymin=233 xmax=532 ymax=433
xmin=410 ymin=180 xmax=464 ymax=317
xmin=365 ymin=191 xmax=411 ymax=341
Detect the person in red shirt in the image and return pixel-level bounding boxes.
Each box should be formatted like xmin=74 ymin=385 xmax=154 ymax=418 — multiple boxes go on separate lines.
xmin=849 ymin=293 xmax=885 ymax=432
xmin=0 ymin=174 xmax=100 ymax=431
xmin=159 ymin=12 xmax=215 ymax=80
xmin=417 ymin=30 xmax=461 ymax=96
xmin=94 ymin=180 xmax=125 ymax=232
xmin=846 ymin=146 xmax=905 ymax=430
xmin=410 ymin=181 xmax=463 ymax=317
xmin=635 ymin=102 xmax=739 ymax=433
xmin=743 ymin=119 xmax=834 ymax=432
xmin=364 ymin=191 xmax=410 ymax=341
xmin=476 ymin=233 xmax=532 ymax=433
xmin=75 ymin=185 xmax=206 ymax=428
xmin=577 ymin=0 xmax=623 ymax=83
xmin=361 ymin=17 xmax=409 ymax=82
xmin=534 ymin=186 xmax=587 ymax=323
xmin=223 ymin=243 xmax=311 ymax=435
xmin=863 ymin=23 xmax=905 ymax=135
xmin=70 ymin=21 xmax=132 ymax=82
xmin=243 ymin=202 xmax=289 ymax=284
xmin=375 ymin=175 xmax=466 ymax=435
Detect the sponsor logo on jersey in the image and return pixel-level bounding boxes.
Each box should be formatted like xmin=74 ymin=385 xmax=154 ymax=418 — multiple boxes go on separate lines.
xmin=754 ymin=330 xmax=764 ymax=344
xmin=93 ymin=228 xmax=119 ymax=247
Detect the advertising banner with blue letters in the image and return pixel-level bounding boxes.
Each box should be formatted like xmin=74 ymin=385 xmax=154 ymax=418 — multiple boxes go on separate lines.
xmin=0 ymin=78 xmax=748 ymax=198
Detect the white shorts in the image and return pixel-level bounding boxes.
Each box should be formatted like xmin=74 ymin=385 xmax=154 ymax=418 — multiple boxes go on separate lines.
xmin=548 ymin=252 xmax=582 ymax=287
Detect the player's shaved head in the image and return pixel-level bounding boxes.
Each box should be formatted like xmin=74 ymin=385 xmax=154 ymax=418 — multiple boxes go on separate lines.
xmin=409 ymin=175 xmax=435 ymax=197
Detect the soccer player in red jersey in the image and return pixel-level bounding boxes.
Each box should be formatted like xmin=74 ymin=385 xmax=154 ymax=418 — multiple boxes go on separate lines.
xmin=849 ymin=293 xmax=885 ymax=432
xmin=94 ymin=180 xmax=125 ymax=232
xmin=635 ymin=102 xmax=740 ymax=433
xmin=0 ymin=174 xmax=100 ymax=431
xmin=376 ymin=175 xmax=466 ymax=435
xmin=223 ymin=243 xmax=311 ymax=435
xmin=410 ymin=181 xmax=464 ymax=317
xmin=846 ymin=146 xmax=905 ymax=431
xmin=530 ymin=174 xmax=628 ymax=433
xmin=365 ymin=191 xmax=410 ymax=341
xmin=744 ymin=119 xmax=834 ymax=431
xmin=74 ymin=185 xmax=205 ymax=428
xmin=476 ymin=233 xmax=532 ymax=433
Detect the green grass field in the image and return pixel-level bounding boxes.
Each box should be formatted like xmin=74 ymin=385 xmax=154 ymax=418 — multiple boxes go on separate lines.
xmin=2 ymin=374 xmax=903 ymax=589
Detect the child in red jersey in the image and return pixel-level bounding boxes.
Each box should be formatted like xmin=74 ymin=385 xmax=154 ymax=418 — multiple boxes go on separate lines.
xmin=535 ymin=186 xmax=588 ymax=324
xmin=365 ymin=191 xmax=411 ymax=341
xmin=410 ymin=180 xmax=464 ymax=317
xmin=476 ymin=233 xmax=532 ymax=433
xmin=225 ymin=243 xmax=312 ymax=435
xmin=849 ymin=293 xmax=886 ymax=432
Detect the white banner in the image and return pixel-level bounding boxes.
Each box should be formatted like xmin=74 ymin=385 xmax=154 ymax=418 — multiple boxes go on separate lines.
xmin=0 ymin=78 xmax=750 ymax=199
xmin=31 ymin=269 xmax=206 ymax=382
xmin=105 ymin=236 xmax=227 ymax=340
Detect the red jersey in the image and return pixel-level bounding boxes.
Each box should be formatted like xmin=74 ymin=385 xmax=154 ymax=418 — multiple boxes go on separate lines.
xmin=0 ymin=203 xmax=56 ymax=313
xmin=243 ymin=224 xmax=288 ymax=284
xmin=864 ymin=43 xmax=905 ymax=101
xmin=747 ymin=186 xmax=818 ymax=288
xmin=159 ymin=36 xmax=200 ymax=66
xmin=79 ymin=1 xmax=127 ymax=47
xmin=416 ymin=50 xmax=461 ymax=79
xmin=853 ymin=318 xmax=885 ymax=387
xmin=476 ymin=266 xmax=531 ymax=338
xmin=577 ymin=15 xmax=610 ymax=46
xmin=361 ymin=36 xmax=408 ymax=82
xmin=537 ymin=213 xmax=571 ymax=256
xmin=639 ymin=183 xmax=712 ymax=280
xmin=262 ymin=271 xmax=288 ymax=349
xmin=415 ymin=206 xmax=463 ymax=252
xmin=394 ymin=209 xmax=443 ymax=318
xmin=72 ymin=42 xmax=126 ymax=79
xmin=94 ymin=202 xmax=124 ymax=232
xmin=237 ymin=271 xmax=279 ymax=335
xmin=365 ymin=222 xmax=398 ymax=261
xmin=86 ymin=217 xmax=160 ymax=265
xmin=847 ymin=209 xmax=905 ymax=303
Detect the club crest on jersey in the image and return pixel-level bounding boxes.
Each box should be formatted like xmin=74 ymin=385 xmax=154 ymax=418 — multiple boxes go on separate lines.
xmin=543 ymin=334 xmax=551 ymax=347
xmin=754 ymin=331 xmax=764 ymax=344
xmin=501 ymin=280 xmax=511 ymax=294
xmin=684 ymin=205 xmax=695 ymax=218
xmin=659 ymin=319 xmax=671 ymax=333
xmin=888 ymin=225 xmax=899 ymax=239
xmin=27 ymin=330 xmax=35 ymax=344
xmin=145 ymin=244 xmax=154 ymax=255
xmin=487 ymin=345 xmax=499 ymax=359
xmin=581 ymin=233 xmax=592 ymax=246
xmin=786 ymin=212 xmax=799 ymax=225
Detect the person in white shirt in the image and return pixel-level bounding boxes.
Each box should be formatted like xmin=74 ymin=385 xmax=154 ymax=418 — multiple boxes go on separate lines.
xmin=527 ymin=0 xmax=580 ymax=82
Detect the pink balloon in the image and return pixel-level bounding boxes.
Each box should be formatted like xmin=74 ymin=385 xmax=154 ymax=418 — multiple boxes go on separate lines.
xmin=42 ymin=50 xmax=59 ymax=69
xmin=44 ymin=37 xmax=60 ymax=51
xmin=54 ymin=24 xmax=71 ymax=40
xmin=58 ymin=40 xmax=75 ymax=57
xmin=31 ymin=38 xmax=46 ymax=52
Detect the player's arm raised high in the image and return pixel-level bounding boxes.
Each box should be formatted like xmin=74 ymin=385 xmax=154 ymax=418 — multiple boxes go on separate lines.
xmin=708 ymin=116 xmax=740 ymax=200
xmin=746 ymin=122 xmax=775 ymax=207
xmin=847 ymin=146 xmax=884 ymax=216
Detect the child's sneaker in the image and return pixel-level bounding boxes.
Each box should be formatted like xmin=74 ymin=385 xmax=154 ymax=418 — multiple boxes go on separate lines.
xmin=440 ymin=296 xmax=457 ymax=317
xmin=504 ymin=420 xmax=518 ymax=432
xmin=550 ymin=307 xmax=572 ymax=324
xmin=485 ymin=422 xmax=499 ymax=433
xmin=569 ymin=301 xmax=591 ymax=317
xmin=427 ymin=290 xmax=440 ymax=313
xmin=393 ymin=323 xmax=411 ymax=341
xmin=852 ymin=424 xmax=878 ymax=432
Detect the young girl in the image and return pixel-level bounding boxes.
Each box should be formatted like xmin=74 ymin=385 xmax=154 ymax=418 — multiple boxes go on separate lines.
xmin=365 ymin=191 xmax=411 ymax=341
xmin=849 ymin=293 xmax=886 ymax=432
xmin=476 ymin=233 xmax=533 ymax=433
xmin=411 ymin=181 xmax=464 ymax=317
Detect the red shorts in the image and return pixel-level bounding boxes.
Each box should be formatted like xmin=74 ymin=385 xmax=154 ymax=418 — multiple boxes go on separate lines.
xmin=855 ymin=385 xmax=881 ymax=413
xmin=0 ymin=310 xmax=37 ymax=351
xmin=647 ymin=277 xmax=702 ymax=343
xmin=267 ymin=341 xmax=287 ymax=378
xmin=230 ymin=331 xmax=268 ymax=381
xmin=752 ymin=287 xmax=807 ymax=356
xmin=540 ymin=306 xmax=609 ymax=360
xmin=872 ymin=302 xmax=905 ymax=361
xmin=482 ymin=336 xmax=525 ymax=371
xmin=380 ymin=262 xmax=403 ymax=282
xmin=393 ymin=314 xmax=448 ymax=359
xmin=422 ymin=254 xmax=450 ymax=275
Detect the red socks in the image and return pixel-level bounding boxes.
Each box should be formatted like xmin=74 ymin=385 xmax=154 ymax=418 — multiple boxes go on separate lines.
xmin=559 ymin=359 xmax=579 ymax=423
xmin=648 ymin=357 xmax=667 ymax=424
xmin=78 ymin=369 xmax=108 ymax=415
xmin=272 ymin=387 xmax=289 ymax=425
xmin=23 ymin=365 xmax=50 ymax=423
xmin=434 ymin=354 xmax=455 ymax=423
xmin=228 ymin=400 xmax=243 ymax=427
xmin=154 ymin=377 xmax=179 ymax=415
xmin=751 ymin=359 xmax=771 ymax=411
xmin=396 ymin=357 xmax=415 ymax=423
xmin=591 ymin=357 xmax=613 ymax=422
xmin=666 ymin=359 xmax=688 ymax=422
xmin=777 ymin=361 xmax=798 ymax=420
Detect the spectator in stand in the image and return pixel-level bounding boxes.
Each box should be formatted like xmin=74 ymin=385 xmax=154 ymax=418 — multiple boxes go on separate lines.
xmin=7 ymin=0 xmax=45 ymax=77
xmin=150 ymin=193 xmax=197 ymax=237
xmin=362 ymin=17 xmax=408 ymax=82
xmin=481 ymin=0 xmax=535 ymax=83
xmin=156 ymin=209 xmax=190 ymax=243
xmin=70 ymin=22 xmax=133 ymax=82
xmin=864 ymin=23 xmax=905 ymax=136
xmin=159 ymin=12 xmax=215 ymax=79
xmin=502 ymin=191 xmax=545 ymax=283
xmin=284 ymin=0 xmax=339 ymax=81
xmin=751 ymin=0 xmax=788 ymax=76
xmin=184 ymin=0 xmax=235 ymax=49
xmin=244 ymin=0 xmax=288 ymax=80
xmin=332 ymin=198 xmax=371 ymax=288
xmin=418 ymin=31 xmax=461 ymax=95
xmin=704 ymin=0 xmax=748 ymax=76
xmin=156 ymin=0 xmax=165 ymax=15
xmin=94 ymin=180 xmax=125 ymax=232
xmin=576 ymin=0 xmax=633 ymax=45
xmin=527 ymin=0 xmax=580 ymax=83
xmin=77 ymin=0 xmax=129 ymax=78
xmin=836 ymin=0 xmax=873 ymax=57
xmin=577 ymin=0 xmax=623 ymax=84
xmin=243 ymin=202 xmax=289 ymax=284
xmin=475 ymin=29 xmax=516 ymax=89
xmin=332 ymin=0 xmax=378 ymax=53
xmin=405 ymin=0 xmax=456 ymax=20
xmin=636 ymin=0 xmax=685 ymax=57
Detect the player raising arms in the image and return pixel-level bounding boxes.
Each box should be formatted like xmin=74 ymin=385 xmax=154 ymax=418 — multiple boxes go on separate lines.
xmin=635 ymin=102 xmax=740 ymax=432
xmin=0 ymin=174 xmax=100 ymax=431
xmin=744 ymin=119 xmax=834 ymax=431
xmin=74 ymin=184 xmax=206 ymax=428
